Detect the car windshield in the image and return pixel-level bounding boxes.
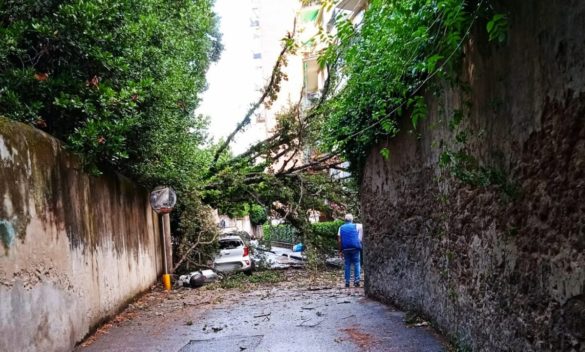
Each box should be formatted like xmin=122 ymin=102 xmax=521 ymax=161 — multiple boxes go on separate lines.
xmin=219 ymin=240 xmax=242 ymax=250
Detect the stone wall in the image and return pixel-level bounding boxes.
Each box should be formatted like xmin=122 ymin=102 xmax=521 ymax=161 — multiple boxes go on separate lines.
xmin=362 ymin=2 xmax=585 ymax=351
xmin=0 ymin=118 xmax=163 ymax=351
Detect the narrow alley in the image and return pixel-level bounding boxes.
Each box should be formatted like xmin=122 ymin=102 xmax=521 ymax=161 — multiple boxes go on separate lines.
xmin=3 ymin=1 xmax=583 ymax=351
xmin=77 ymin=270 xmax=446 ymax=352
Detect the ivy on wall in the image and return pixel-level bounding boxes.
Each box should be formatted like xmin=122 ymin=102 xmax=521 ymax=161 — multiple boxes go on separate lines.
xmin=316 ymin=0 xmax=508 ymax=177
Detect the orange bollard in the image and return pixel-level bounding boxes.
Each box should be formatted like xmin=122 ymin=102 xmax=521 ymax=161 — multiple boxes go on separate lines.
xmin=162 ymin=274 xmax=172 ymax=290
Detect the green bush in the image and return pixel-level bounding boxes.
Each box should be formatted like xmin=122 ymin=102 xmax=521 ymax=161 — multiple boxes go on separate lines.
xmin=263 ymin=220 xmax=343 ymax=253
xmin=311 ymin=220 xmax=343 ymax=253
xmin=249 ymin=204 xmax=267 ymax=225
xmin=0 ymin=0 xmax=222 ymax=182
xmin=262 ymin=224 xmax=299 ymax=244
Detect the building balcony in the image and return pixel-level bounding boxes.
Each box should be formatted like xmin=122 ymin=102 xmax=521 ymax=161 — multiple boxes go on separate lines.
xmin=336 ymin=0 xmax=367 ymax=12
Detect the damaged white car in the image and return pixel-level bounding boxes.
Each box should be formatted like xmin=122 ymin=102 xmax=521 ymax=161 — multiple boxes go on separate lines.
xmin=213 ymin=235 xmax=254 ymax=275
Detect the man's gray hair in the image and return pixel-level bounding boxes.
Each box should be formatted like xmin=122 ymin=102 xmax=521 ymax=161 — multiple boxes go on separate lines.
xmin=344 ymin=213 xmax=354 ymax=222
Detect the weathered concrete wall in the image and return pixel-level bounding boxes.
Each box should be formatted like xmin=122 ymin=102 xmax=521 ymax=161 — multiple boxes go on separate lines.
xmin=362 ymin=2 xmax=585 ymax=351
xmin=0 ymin=118 xmax=163 ymax=351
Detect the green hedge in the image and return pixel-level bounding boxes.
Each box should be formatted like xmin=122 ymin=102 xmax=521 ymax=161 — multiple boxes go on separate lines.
xmin=262 ymin=220 xmax=343 ymax=253
xmin=312 ymin=220 xmax=343 ymax=253
xmin=262 ymin=224 xmax=299 ymax=244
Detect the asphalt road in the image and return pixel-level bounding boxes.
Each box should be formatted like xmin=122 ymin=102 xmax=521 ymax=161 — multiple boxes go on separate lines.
xmin=78 ymin=271 xmax=446 ymax=352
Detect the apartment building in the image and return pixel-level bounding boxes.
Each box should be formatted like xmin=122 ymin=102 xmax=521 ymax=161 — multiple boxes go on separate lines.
xmin=297 ymin=0 xmax=367 ymax=182
xmin=247 ymin=0 xmax=367 ymax=152
xmin=247 ymin=0 xmax=304 ymax=141
xmin=298 ymin=0 xmax=367 ymax=109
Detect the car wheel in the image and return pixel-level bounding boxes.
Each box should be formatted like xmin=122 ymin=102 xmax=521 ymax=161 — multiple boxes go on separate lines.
xmin=243 ymin=269 xmax=253 ymax=276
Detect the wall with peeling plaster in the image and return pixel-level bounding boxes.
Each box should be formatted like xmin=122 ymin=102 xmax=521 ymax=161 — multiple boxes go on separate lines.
xmin=0 ymin=118 xmax=163 ymax=351
xmin=362 ymin=2 xmax=585 ymax=351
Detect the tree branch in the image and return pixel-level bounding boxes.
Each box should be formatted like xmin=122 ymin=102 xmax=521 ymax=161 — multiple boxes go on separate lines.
xmin=280 ymin=153 xmax=340 ymax=174
xmin=209 ymin=19 xmax=297 ymax=172
xmin=277 ymin=149 xmax=299 ymax=174
xmin=173 ymin=231 xmax=219 ymax=273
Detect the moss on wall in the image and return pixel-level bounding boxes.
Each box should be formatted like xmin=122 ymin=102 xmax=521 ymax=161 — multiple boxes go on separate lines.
xmin=361 ymin=2 xmax=585 ymax=351
xmin=0 ymin=116 xmax=154 ymax=255
xmin=0 ymin=117 xmax=162 ymax=351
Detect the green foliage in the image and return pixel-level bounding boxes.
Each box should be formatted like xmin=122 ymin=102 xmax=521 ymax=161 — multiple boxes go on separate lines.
xmin=448 ymin=109 xmax=464 ymax=131
xmin=202 ymin=100 xmax=359 ymax=252
xmin=0 ymin=0 xmax=227 ymax=270
xmin=318 ymin=0 xmax=472 ymax=176
xmin=263 ymin=220 xmax=343 ymax=254
xmin=439 ymin=149 xmax=519 ymax=198
xmin=225 ymin=202 xmax=250 ymax=219
xmin=487 ymin=13 xmax=508 ymax=44
xmin=249 ymin=204 xmax=267 ymax=226
xmin=0 ymin=0 xmax=222 ymax=186
xmin=380 ymin=147 xmax=390 ymax=160
xmin=173 ymin=190 xmax=220 ymax=273
xmin=311 ymin=220 xmax=343 ymax=253
xmin=0 ymin=0 xmax=356 ymax=271
xmin=410 ymin=96 xmax=427 ymax=129
xmin=205 ymin=270 xmax=284 ymax=290
xmin=219 ymin=202 xmax=267 ymax=223
xmin=262 ymin=224 xmax=299 ymax=244
xmin=439 ymin=149 xmax=487 ymax=186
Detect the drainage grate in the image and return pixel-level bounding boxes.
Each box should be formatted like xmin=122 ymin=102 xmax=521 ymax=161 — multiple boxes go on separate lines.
xmin=179 ymin=335 xmax=263 ymax=352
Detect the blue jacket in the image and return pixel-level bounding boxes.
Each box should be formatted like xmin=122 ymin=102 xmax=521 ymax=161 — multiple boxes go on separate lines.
xmin=339 ymin=222 xmax=361 ymax=250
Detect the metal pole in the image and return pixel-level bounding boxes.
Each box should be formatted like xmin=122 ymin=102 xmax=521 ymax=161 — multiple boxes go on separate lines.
xmin=161 ymin=213 xmax=172 ymax=290
xmin=163 ymin=213 xmax=172 ymax=271
xmin=161 ymin=214 xmax=168 ymax=274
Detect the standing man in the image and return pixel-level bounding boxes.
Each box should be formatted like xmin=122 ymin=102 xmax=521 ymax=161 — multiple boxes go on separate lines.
xmin=338 ymin=214 xmax=363 ymax=288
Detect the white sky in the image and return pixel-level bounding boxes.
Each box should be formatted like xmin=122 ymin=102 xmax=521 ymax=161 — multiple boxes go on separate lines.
xmin=197 ymin=0 xmax=261 ymax=154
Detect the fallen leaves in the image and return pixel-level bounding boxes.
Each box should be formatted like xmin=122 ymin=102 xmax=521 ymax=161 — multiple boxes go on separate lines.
xmin=340 ymin=324 xmax=376 ymax=350
xmin=79 ymin=268 xmax=347 ymax=347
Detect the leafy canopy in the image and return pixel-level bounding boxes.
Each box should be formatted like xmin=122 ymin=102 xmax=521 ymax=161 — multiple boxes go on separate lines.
xmin=317 ymin=0 xmax=471 ymax=175
xmin=0 ymin=0 xmax=222 ymax=186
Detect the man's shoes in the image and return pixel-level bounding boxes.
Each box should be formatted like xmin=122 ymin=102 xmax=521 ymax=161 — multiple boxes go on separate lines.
xmin=354 ymin=282 xmax=360 ymax=287
xmin=345 ymin=283 xmax=350 ymax=288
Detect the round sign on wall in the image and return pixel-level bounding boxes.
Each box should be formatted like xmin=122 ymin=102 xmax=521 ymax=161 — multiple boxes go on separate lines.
xmin=149 ymin=186 xmax=177 ymax=214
